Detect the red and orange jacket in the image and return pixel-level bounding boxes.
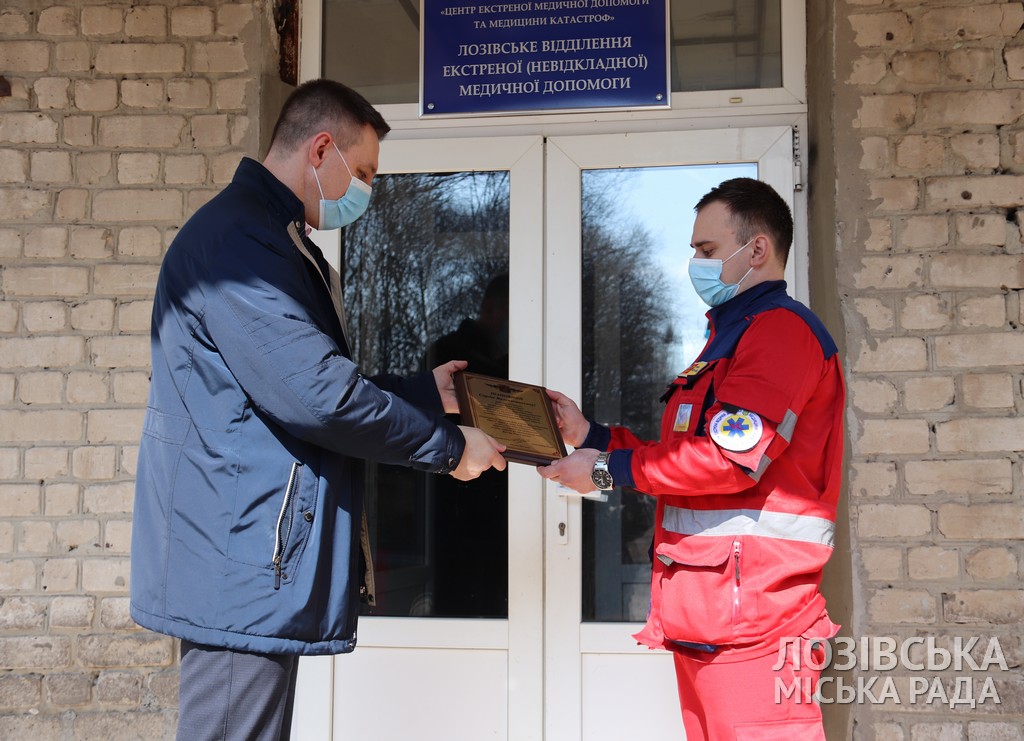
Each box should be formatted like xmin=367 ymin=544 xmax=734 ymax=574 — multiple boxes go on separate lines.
xmin=585 ymin=280 xmax=845 ymax=657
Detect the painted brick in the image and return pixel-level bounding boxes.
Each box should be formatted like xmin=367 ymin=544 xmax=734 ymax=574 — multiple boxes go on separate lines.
xmin=94 ymin=44 xmax=184 ymax=74
xmin=905 ymin=458 xmax=1013 ymax=496
xmin=218 ymin=5 xmax=255 ymax=37
xmin=868 ymin=589 xmax=936 ymax=624
xmin=939 ymin=504 xmax=1024 ymax=540
xmin=172 ymin=6 xmax=215 ymax=36
xmin=116 ymin=153 xmax=161 ymax=185
xmin=853 ymin=297 xmax=895 ymax=331
xmin=192 ymin=41 xmax=248 ymax=73
xmin=908 ymin=547 xmax=959 ymax=580
xmin=942 ymin=590 xmax=1024 ymax=625
xmin=92 ymin=190 xmax=182 ymax=223
xmin=857 ymin=94 xmax=916 ymax=130
xmin=962 ymin=373 xmax=1014 ymax=409
xmin=36 ymin=7 xmax=77 ymax=36
xmin=35 ymin=77 xmax=71 ymax=110
xmin=0 ymin=410 xmax=82 ymax=443
xmin=955 ymin=213 xmax=1007 ymax=246
xmin=849 ymin=12 xmax=912 ymax=48
xmin=869 ymin=178 xmax=919 ymax=211
xmin=917 ymin=4 xmax=1024 ymax=43
xmin=903 ymin=375 xmax=954 ymax=411
xmin=919 ymin=90 xmax=1023 ymax=128
xmin=55 ymin=41 xmax=91 ymax=74
xmin=50 ymin=595 xmax=96 ymax=628
xmin=858 ymin=504 xmax=932 ymax=538
xmin=891 ymin=51 xmax=941 ymax=85
xmin=93 ymin=264 xmax=160 ymax=297
xmin=0 ymin=113 xmax=59 ymax=144
xmin=125 ymin=6 xmax=166 ymax=38
xmin=77 ymin=633 xmax=173 ymax=668
xmin=860 ymin=547 xmax=903 ymax=581
xmin=854 ymin=255 xmax=925 ymax=290
xmin=120 ymin=79 xmax=165 ymax=110
xmin=850 ymin=378 xmax=898 ymax=414
xmin=81 ymin=6 xmax=123 ymax=36
xmin=932 ymin=254 xmax=1024 ymax=289
xmin=927 ymin=175 xmax=1024 ymax=209
xmin=81 ymin=558 xmax=130 ymax=593
xmin=0 ymin=636 xmax=73 ymax=670
xmin=895 ymin=135 xmax=944 ymax=171
xmin=936 ymin=417 xmax=1024 ymax=453
xmin=44 ymin=673 xmax=91 ymax=707
xmin=945 ymin=48 xmax=995 ymax=86
xmin=935 ymin=333 xmax=1024 ymax=368
xmin=24 ymin=226 xmax=69 ymax=258
xmin=66 ymin=371 xmax=110 ymax=405
xmin=85 ymin=409 xmax=144 ymax=444
xmin=73 ymin=79 xmax=118 ymax=112
xmin=957 ymin=295 xmax=1005 ymax=329
xmin=857 ymin=419 xmax=931 ymax=455
xmin=24 ymin=448 xmax=68 ymax=481
xmin=853 ymin=337 xmax=928 ymax=372
xmin=850 ymin=461 xmax=898 ymax=498
xmin=91 ymin=336 xmax=149 ymax=368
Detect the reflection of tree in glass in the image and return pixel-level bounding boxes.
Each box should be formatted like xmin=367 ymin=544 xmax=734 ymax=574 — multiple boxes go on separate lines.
xmin=342 ymin=171 xmax=510 ymax=377
xmin=581 ymin=170 xmax=676 ymax=441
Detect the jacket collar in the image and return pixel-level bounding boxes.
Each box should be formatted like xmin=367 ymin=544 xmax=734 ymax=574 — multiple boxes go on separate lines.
xmin=707 ymin=279 xmax=788 ymax=328
xmin=232 ymin=156 xmax=306 ymax=227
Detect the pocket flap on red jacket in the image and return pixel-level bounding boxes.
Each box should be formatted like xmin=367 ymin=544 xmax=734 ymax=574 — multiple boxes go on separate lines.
xmin=655 ymin=536 xmax=734 ymax=569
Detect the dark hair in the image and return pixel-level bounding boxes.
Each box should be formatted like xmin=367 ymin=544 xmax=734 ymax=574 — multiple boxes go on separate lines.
xmin=695 ymin=177 xmax=793 ymax=265
xmin=269 ymin=79 xmax=391 ymax=153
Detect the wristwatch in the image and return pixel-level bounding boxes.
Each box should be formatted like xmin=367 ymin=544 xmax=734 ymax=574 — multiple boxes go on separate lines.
xmin=591 ymin=451 xmax=614 ymax=491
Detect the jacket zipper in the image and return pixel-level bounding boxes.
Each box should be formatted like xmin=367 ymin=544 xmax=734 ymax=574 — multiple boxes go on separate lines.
xmin=732 ymin=540 xmax=742 ymax=624
xmin=273 ymin=462 xmax=302 ymax=590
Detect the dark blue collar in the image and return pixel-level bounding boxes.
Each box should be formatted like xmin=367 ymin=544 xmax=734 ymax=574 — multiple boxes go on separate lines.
xmin=232 ymin=157 xmax=305 ymax=226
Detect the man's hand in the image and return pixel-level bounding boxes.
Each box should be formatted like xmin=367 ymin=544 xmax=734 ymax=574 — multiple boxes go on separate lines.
xmin=433 ymin=360 xmax=468 ymax=414
xmin=546 ymin=389 xmax=590 ymax=448
xmin=536 ymin=447 xmax=600 ymax=494
xmin=451 ymin=425 xmax=507 ymax=481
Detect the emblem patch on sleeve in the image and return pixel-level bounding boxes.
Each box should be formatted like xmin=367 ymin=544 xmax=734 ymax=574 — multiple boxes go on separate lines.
xmin=709 ymin=409 xmax=763 ymax=453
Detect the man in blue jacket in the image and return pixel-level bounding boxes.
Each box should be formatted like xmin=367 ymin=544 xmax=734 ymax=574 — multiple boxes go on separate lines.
xmin=130 ymin=79 xmax=507 ymax=740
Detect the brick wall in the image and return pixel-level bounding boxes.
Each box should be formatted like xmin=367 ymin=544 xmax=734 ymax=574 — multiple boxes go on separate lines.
xmin=0 ymin=2 xmax=272 ymax=737
xmin=836 ymin=1 xmax=1024 ymax=738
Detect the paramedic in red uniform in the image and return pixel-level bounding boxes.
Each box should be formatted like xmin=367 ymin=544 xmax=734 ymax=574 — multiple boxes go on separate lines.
xmin=539 ymin=178 xmax=845 ymax=740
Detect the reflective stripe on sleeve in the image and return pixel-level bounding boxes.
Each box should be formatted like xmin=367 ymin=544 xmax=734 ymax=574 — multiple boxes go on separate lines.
xmin=663 ymin=506 xmax=836 ymax=548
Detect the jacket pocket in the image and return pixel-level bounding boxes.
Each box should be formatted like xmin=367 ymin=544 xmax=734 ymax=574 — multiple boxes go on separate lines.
xmin=272 ymin=462 xmax=303 ymax=589
xmin=655 ymin=535 xmax=745 ymax=646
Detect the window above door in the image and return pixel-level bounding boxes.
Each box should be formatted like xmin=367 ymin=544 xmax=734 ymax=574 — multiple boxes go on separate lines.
xmin=317 ymin=0 xmax=803 ymax=108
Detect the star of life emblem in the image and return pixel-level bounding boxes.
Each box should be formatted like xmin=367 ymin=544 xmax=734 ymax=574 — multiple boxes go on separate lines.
xmin=709 ymin=409 xmax=763 ymax=453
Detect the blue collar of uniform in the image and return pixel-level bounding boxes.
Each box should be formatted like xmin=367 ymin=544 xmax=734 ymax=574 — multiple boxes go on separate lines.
xmin=707 ymin=280 xmax=788 ymax=327
xmin=232 ymin=156 xmax=306 ymax=227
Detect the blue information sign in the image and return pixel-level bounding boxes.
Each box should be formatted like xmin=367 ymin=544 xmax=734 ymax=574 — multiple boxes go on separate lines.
xmin=421 ymin=0 xmax=669 ymax=116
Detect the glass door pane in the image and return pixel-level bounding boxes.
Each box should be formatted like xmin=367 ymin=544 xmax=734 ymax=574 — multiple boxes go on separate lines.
xmin=580 ymin=162 xmax=757 ymax=623
xmin=343 ymin=170 xmax=511 ymax=618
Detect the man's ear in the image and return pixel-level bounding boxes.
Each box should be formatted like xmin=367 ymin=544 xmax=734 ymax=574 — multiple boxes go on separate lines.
xmin=749 ymin=234 xmax=772 ymax=266
xmin=307 ymin=132 xmax=333 ymax=167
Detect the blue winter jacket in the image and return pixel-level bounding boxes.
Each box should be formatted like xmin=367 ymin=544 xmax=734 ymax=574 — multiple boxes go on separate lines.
xmin=130 ymin=157 xmax=465 ymax=655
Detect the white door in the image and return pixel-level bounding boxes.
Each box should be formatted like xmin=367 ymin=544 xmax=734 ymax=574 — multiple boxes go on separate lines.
xmin=292 ymin=126 xmax=799 ymax=740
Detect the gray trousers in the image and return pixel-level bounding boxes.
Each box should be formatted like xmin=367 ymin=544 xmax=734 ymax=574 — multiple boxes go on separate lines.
xmin=177 ymin=640 xmax=300 ymax=741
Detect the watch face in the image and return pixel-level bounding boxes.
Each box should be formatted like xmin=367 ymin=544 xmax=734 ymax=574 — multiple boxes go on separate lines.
xmin=591 ymin=469 xmax=614 ymax=490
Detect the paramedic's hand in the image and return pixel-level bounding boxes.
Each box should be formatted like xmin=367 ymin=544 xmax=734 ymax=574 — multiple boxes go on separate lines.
xmin=433 ymin=360 xmax=467 ymax=414
xmin=546 ymin=389 xmax=590 ymax=448
xmin=452 ymin=426 xmax=507 ymax=481
xmin=536 ymin=448 xmax=600 ymax=494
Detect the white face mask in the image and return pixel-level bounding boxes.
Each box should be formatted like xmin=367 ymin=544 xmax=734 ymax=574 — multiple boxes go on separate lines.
xmin=311 ymin=142 xmax=372 ymax=230
xmin=687 ymin=238 xmax=754 ymax=307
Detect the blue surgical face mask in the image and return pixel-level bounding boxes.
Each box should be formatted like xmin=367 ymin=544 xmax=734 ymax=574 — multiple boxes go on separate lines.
xmin=311 ymin=142 xmax=372 ymax=230
xmin=688 ymin=238 xmax=754 ymax=307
